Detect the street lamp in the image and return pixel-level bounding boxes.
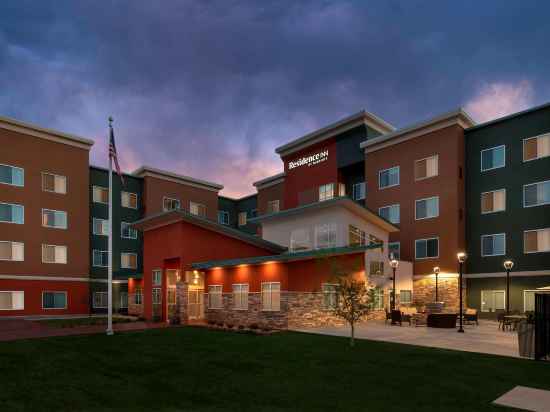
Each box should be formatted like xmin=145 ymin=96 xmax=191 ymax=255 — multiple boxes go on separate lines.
xmin=503 ymin=260 xmax=514 ymax=315
xmin=433 ymin=266 xmax=440 ymax=302
xmin=389 ymin=258 xmax=399 ymax=312
xmin=457 ymin=252 xmax=467 ymax=333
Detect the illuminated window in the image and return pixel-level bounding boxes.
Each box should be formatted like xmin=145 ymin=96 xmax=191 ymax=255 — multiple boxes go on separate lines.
xmin=315 ymin=223 xmax=337 ymax=249
xmin=0 ymin=291 xmax=24 ymax=310
xmin=238 ymin=212 xmax=247 ymax=226
xmin=42 ymin=172 xmax=67 ymax=194
xmin=0 ymin=241 xmax=24 ymax=261
xmin=348 ymin=225 xmax=366 ymax=246
xmin=322 ymin=284 xmax=338 ymax=309
xmin=208 ymin=285 xmax=222 ymax=309
xmin=233 ymin=284 xmax=249 ymax=310
xmin=415 ymin=155 xmax=438 ymax=180
xmin=524 ymin=228 xmax=550 ymax=254
xmin=261 ymin=282 xmax=280 ymax=311
xmin=481 ymin=189 xmax=506 ymax=214
xmin=93 ymin=218 xmax=109 ymax=236
xmin=163 ymin=197 xmax=180 ymax=211
xmin=524 ymin=133 xmax=550 ymax=162
xmin=190 ymin=201 xmax=206 ymax=217
xmin=93 ymin=186 xmax=108 ymax=204
xmin=319 ymin=183 xmax=334 ymax=202
xmin=121 ymin=191 xmax=138 ymax=209
xmin=42 ymin=244 xmax=67 ymax=264
xmin=121 ymin=253 xmax=137 ymax=269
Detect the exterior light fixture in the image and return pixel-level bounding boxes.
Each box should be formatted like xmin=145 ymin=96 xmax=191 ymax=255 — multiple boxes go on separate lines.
xmin=503 ymin=260 xmax=514 ymax=314
xmin=456 ymin=252 xmax=467 ymax=333
xmin=389 ymin=258 xmax=399 ymax=313
xmin=433 ymin=266 xmax=440 ymax=302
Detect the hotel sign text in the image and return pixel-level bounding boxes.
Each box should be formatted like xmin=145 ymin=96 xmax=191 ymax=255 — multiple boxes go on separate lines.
xmin=288 ymin=149 xmax=329 ymax=170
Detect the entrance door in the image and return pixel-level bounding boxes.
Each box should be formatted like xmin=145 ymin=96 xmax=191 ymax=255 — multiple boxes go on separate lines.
xmin=188 ymin=289 xmax=204 ymax=320
xmin=481 ymin=290 xmax=505 ymax=312
xmin=166 ymin=270 xmax=179 ymax=322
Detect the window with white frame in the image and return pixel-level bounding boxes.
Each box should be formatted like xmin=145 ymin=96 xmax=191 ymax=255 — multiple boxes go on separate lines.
xmin=481 ymin=189 xmax=506 ymax=214
xmin=42 ymin=291 xmax=67 ymax=309
xmin=121 ymin=253 xmax=137 ymax=269
xmin=524 ymin=228 xmax=550 ymax=254
xmin=42 ymin=244 xmax=67 ymax=264
xmin=400 ymin=290 xmax=412 ymax=305
xmin=93 ymin=218 xmax=108 ymax=236
xmin=167 ymin=288 xmax=176 ymax=305
xmin=190 ymin=201 xmax=206 ymax=217
xmin=315 ymin=223 xmax=337 ymax=249
xmin=238 ymin=212 xmax=247 ymax=226
xmin=42 ymin=209 xmax=67 ymax=229
xmin=152 ymin=288 xmax=162 ymax=304
xmin=0 ymin=203 xmax=24 ymax=224
xmin=379 ymin=204 xmax=400 ymax=224
xmin=290 ymin=228 xmax=311 ymax=252
xmin=208 ymin=285 xmax=222 ymax=309
xmin=524 ymin=133 xmax=550 ymax=162
xmin=322 ymin=283 xmax=339 ymax=309
xmin=369 ymin=261 xmax=384 ymax=276
xmin=481 ymin=145 xmax=505 ymax=171
xmin=524 ymin=290 xmax=537 ymax=312
xmin=163 ymin=197 xmax=180 ymax=211
xmin=267 ymin=200 xmax=280 ymax=214
xmin=524 ymin=180 xmax=550 ymax=208
xmin=338 ymin=183 xmax=346 ymax=197
xmin=319 ymin=183 xmax=335 ymax=202
xmin=415 ymin=196 xmax=439 ymax=220
xmin=371 ymin=287 xmax=384 ymax=310
xmin=0 ymin=291 xmax=24 ymax=310
xmin=481 ymin=290 xmax=505 ymax=312
xmin=120 ymin=292 xmax=128 ymax=309
xmin=352 ymin=182 xmax=366 ymax=200
xmin=481 ymin=233 xmax=506 ymax=257
xmin=0 ymin=164 xmax=24 ymax=187
xmin=379 ymin=166 xmax=399 ymax=189
xmin=415 ymin=155 xmax=438 ymax=180
xmin=0 ymin=241 xmax=24 ymax=261
xmin=415 ymin=238 xmax=439 ymax=259
xmin=261 ymin=282 xmax=280 ymax=311
xmin=121 ymin=191 xmax=138 ymax=209
xmin=121 ymin=222 xmax=138 ymax=239
xmin=218 ymin=210 xmax=229 ymax=225
xmin=42 ymin=172 xmax=66 ymax=194
xmin=92 ymin=186 xmax=109 ymax=204
xmin=388 ymin=242 xmax=400 ymax=260
xmin=93 ymin=292 xmax=108 ymax=308
xmin=92 ymin=250 xmax=108 ymax=267
xmin=134 ymin=287 xmax=143 ymax=305
xmin=152 ymin=269 xmax=162 ymax=286
xmin=233 ymin=284 xmax=249 ymax=310
xmin=348 ymin=225 xmax=366 ymax=246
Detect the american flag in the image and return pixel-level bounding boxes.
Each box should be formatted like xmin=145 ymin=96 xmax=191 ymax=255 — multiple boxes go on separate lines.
xmin=109 ymin=119 xmax=124 ymax=185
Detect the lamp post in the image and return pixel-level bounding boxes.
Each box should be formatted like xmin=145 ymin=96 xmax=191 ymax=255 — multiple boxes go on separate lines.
xmin=457 ymin=252 xmax=467 ymax=333
xmin=503 ymin=260 xmax=514 ymax=315
xmin=389 ymin=258 xmax=399 ymax=312
xmin=433 ymin=266 xmax=440 ymax=302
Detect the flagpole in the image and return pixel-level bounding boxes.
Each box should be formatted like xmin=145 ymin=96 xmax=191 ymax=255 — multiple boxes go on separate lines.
xmin=107 ymin=117 xmax=114 ymax=336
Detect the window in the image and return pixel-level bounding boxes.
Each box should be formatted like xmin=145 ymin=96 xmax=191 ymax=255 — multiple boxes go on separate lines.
xmin=524 ymin=133 xmax=550 ymax=162
xmin=415 ymin=196 xmax=439 ymax=220
xmin=315 ymin=223 xmax=337 ymax=249
xmin=481 ymin=145 xmax=505 ymax=171
xmin=93 ymin=186 xmax=108 ymax=204
xmin=238 ymin=212 xmax=247 ymax=226
xmin=167 ymin=288 xmax=176 ymax=305
xmin=371 ymin=287 xmax=384 ymax=310
xmin=120 ymin=292 xmax=128 ymax=309
xmin=152 ymin=288 xmax=162 ymax=304
xmin=0 ymin=291 xmax=24 ymax=310
xmin=152 ymin=269 xmax=162 ymax=286
xmin=524 ymin=228 xmax=550 ymax=254
xmin=134 ymin=287 xmax=143 ymax=305
xmin=93 ymin=292 xmax=108 ymax=308
xmin=481 ymin=290 xmax=505 ymax=312
xmin=92 ymin=250 xmax=108 ymax=267
xmin=415 ymin=238 xmax=439 ymax=259
xmin=379 ymin=204 xmax=400 ymax=224
xmin=290 ymin=228 xmax=311 ymax=252
xmin=322 ymin=284 xmax=338 ymax=309
xmin=121 ymin=191 xmax=138 ymax=209
xmin=42 ymin=172 xmax=66 ymax=194
xmin=415 ymin=155 xmax=438 ymax=180
xmin=42 ymin=244 xmax=67 ymax=264
xmin=400 ymin=290 xmax=412 ymax=305
xmin=42 ymin=291 xmax=67 ymax=309
xmin=0 ymin=164 xmax=24 ymax=187
xmin=0 ymin=203 xmax=24 ymax=224
xmin=93 ymin=218 xmax=108 ymax=236
xmin=190 ymin=201 xmax=206 ymax=217
xmin=369 ymin=261 xmax=384 ymax=276
xmin=121 ymin=222 xmax=138 ymax=239
xmin=208 ymin=285 xmax=222 ymax=309
xmin=481 ymin=189 xmax=506 ymax=214
xmin=338 ymin=183 xmax=346 ymax=197
xmin=319 ymin=183 xmax=334 ymax=202
xmin=218 ymin=210 xmax=229 ymax=225
xmin=379 ymin=166 xmax=399 ymax=189
xmin=388 ymin=242 xmax=400 ymax=260
xmin=524 ymin=180 xmax=550 ymax=208
xmin=267 ymin=200 xmax=280 ymax=214
xmin=369 ymin=234 xmax=384 ymax=250
xmin=0 ymin=241 xmax=24 ymax=261
xmin=481 ymin=233 xmax=506 ymax=257
xmin=163 ymin=197 xmax=180 ymax=211
xmin=121 ymin=253 xmax=137 ymax=269
xmin=233 ymin=284 xmax=249 ymax=310
xmin=261 ymin=282 xmax=280 ymax=311
xmin=348 ymin=225 xmax=366 ymax=246
xmin=352 ymin=182 xmax=366 ymax=200
xmin=42 ymin=209 xmax=67 ymax=229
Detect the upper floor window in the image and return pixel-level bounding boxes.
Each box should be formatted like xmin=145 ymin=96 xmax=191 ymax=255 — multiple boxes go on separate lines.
xmin=238 ymin=212 xmax=247 ymax=226
xmin=388 ymin=242 xmax=400 ymax=260
xmin=524 ymin=133 xmax=550 ymax=162
xmin=93 ymin=218 xmax=108 ymax=236
xmin=121 ymin=222 xmax=138 ymax=239
xmin=121 ymin=191 xmax=138 ymax=209
xmin=0 ymin=291 xmax=24 ymax=310
xmin=42 ymin=244 xmax=67 ymax=264
xmin=163 ymin=197 xmax=180 ymax=212
xmin=92 ymin=186 xmax=108 ymax=204
xmin=92 ymin=250 xmax=108 ymax=267
xmin=121 ymin=253 xmax=137 ymax=269
xmin=481 ymin=233 xmax=506 ymax=257
xmin=524 ymin=180 xmax=550 ymax=208
xmin=379 ymin=204 xmax=400 ymax=224
xmin=348 ymin=225 xmax=366 ymax=247
xmin=190 ymin=201 xmax=206 ymax=217
xmin=352 ymin=182 xmax=366 ymax=200
xmin=218 ymin=210 xmax=229 ymax=225
xmin=315 ymin=223 xmax=337 ymax=249
xmin=415 ymin=196 xmax=439 ymax=220
xmin=290 ymin=228 xmax=311 ymax=252
xmin=481 ymin=145 xmax=505 ymax=171
xmin=319 ymin=183 xmax=334 ymax=202
xmin=481 ymin=189 xmax=506 ymax=214
xmin=42 ymin=209 xmax=67 ymax=229
xmin=379 ymin=166 xmax=399 ymax=189
xmin=0 ymin=164 xmax=24 ymax=187
xmin=415 ymin=237 xmax=438 ymax=259
xmin=42 ymin=173 xmax=66 ymax=194
xmin=0 ymin=203 xmax=24 ymax=224
xmin=0 ymin=241 xmax=24 ymax=261
xmin=152 ymin=269 xmax=162 ymax=285
xmin=267 ymin=200 xmax=280 ymax=214
xmin=415 ymin=155 xmax=438 ymax=180
xmin=524 ymin=228 xmax=550 ymax=254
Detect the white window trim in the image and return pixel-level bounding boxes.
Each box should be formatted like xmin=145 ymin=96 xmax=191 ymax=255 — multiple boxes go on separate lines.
xmin=218 ymin=210 xmax=229 ymax=225
xmin=121 ymin=222 xmax=138 ymax=239
xmin=414 ymin=154 xmax=439 ymax=181
xmin=261 ymin=282 xmax=281 ymax=312
xmin=523 ymin=289 xmax=550 ymax=312
xmin=162 ymin=196 xmax=181 ymax=212
xmin=481 ymin=189 xmax=507 ymax=214
xmin=524 ymin=228 xmax=550 ymax=254
xmin=481 ymin=233 xmax=506 ymax=257
xmin=238 ymin=212 xmax=247 ymax=226
xmin=414 ymin=237 xmax=439 ymax=260
xmin=379 ymin=204 xmax=400 ymax=224
xmin=41 ymin=291 xmax=68 ymax=310
xmin=92 ymin=185 xmax=109 ymax=204
xmin=480 ymin=145 xmax=506 ymax=172
xmin=388 ymin=242 xmax=400 ymax=259
xmin=42 ymin=208 xmax=68 ymax=230
xmin=0 ymin=241 xmax=24 ymax=262
xmin=121 ymin=252 xmax=138 ymax=269
xmin=92 ymin=218 xmax=108 ymax=236
xmin=152 ymin=269 xmax=162 ymax=286
xmin=0 ymin=163 xmax=24 ymax=187
xmin=0 ymin=291 xmax=24 ymax=310
xmin=41 ymin=244 xmax=67 ymax=264
xmin=523 ymin=133 xmax=550 ymax=163
xmin=152 ymin=288 xmax=162 ymax=305
xmin=208 ymin=284 xmax=223 ymax=310
xmin=322 ymin=283 xmax=339 ymax=309
xmin=415 ymin=196 xmax=439 ymax=220
xmin=0 ymin=202 xmax=24 ymax=225
xmin=319 ymin=183 xmax=335 ymax=202
xmin=378 ymin=166 xmax=400 ymax=189
xmin=399 ymin=290 xmax=413 ymax=304
xmin=189 ymin=201 xmax=206 ymax=216
xmin=93 ymin=292 xmax=108 ymax=309
xmin=267 ymin=199 xmax=280 ymax=213
xmin=41 ymin=172 xmax=67 ymax=194
xmin=92 ymin=249 xmax=108 ymax=268
xmin=121 ymin=191 xmax=138 ymax=209
xmin=352 ymin=182 xmax=366 ymax=200
xmin=232 ymin=283 xmax=249 ymax=311
xmin=314 ymin=223 xmax=337 ymax=249
xmin=523 ymin=180 xmax=550 ymax=208
xmin=480 ymin=290 xmax=506 ymax=313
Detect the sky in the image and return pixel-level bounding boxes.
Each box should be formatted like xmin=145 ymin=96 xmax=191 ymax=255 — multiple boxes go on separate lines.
xmin=1 ymin=1 xmax=549 ymax=197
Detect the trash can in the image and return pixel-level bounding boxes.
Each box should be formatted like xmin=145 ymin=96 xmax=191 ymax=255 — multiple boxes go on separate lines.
xmin=517 ymin=320 xmax=535 ymax=359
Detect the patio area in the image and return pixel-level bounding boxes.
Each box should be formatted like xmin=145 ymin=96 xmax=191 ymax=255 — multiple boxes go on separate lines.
xmin=293 ymin=319 xmax=521 ymax=358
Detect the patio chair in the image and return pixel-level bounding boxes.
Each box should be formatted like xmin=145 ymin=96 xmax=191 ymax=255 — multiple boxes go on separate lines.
xmin=399 ymin=307 xmax=416 ymax=326
xmin=464 ymin=308 xmax=479 ymax=325
xmin=385 ymin=310 xmax=392 ymax=324
xmin=391 ymin=310 xmax=403 ymax=326
xmin=497 ymin=312 xmax=513 ymax=331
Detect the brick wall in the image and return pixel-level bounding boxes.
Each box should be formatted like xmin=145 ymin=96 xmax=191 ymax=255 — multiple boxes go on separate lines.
xmin=413 ymin=276 xmax=467 ymax=312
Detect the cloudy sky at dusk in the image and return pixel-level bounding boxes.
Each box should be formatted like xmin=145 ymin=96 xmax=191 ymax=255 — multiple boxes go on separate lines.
xmin=1 ymin=1 xmax=549 ymax=197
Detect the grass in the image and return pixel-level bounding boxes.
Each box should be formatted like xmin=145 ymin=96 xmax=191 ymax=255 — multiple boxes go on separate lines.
xmin=0 ymin=327 xmax=548 ymax=412
xmin=35 ymin=316 xmax=136 ymax=328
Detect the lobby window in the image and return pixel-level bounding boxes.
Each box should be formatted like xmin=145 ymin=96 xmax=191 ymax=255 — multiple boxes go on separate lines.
xmin=163 ymin=197 xmax=180 ymax=211
xmin=481 ymin=145 xmax=505 ymax=171
xmin=290 ymin=228 xmax=311 ymax=252
xmin=120 ymin=292 xmax=128 ymax=309
xmin=369 ymin=261 xmax=384 ymax=276
xmin=121 ymin=253 xmax=137 ymax=269
xmin=481 ymin=290 xmax=505 ymax=313
xmin=0 ymin=291 xmax=24 ymax=310
xmin=400 ymin=290 xmax=412 ymax=305
xmin=42 ymin=209 xmax=67 ymax=229
xmin=319 ymin=183 xmax=334 ymax=202
xmin=93 ymin=186 xmax=109 ymax=204
xmin=190 ymin=201 xmax=206 ymax=217
xmin=93 ymin=218 xmax=108 ymax=236
xmin=379 ymin=204 xmax=400 ymax=224
xmin=0 ymin=203 xmax=24 ymax=224
xmin=315 ymin=223 xmax=337 ymax=249
xmin=524 ymin=180 xmax=550 ymax=208
xmin=322 ymin=283 xmax=339 ymax=309
xmin=348 ymin=225 xmax=366 ymax=246
xmin=338 ymin=183 xmax=346 ymax=197
xmin=267 ymin=200 xmax=280 ymax=214
xmin=42 ymin=244 xmax=67 ymax=264
xmin=524 ymin=133 xmax=550 ymax=162
xmin=93 ymin=292 xmax=108 ymax=308
xmin=208 ymin=285 xmax=222 ymax=309
xmin=92 ymin=250 xmax=108 ymax=267
xmin=371 ymin=287 xmax=384 ymax=310
xmin=152 ymin=288 xmax=162 ymax=304
xmin=261 ymin=282 xmax=280 ymax=311
xmin=0 ymin=241 xmax=24 ymax=262
xmin=415 ymin=155 xmax=438 ymax=180
xmin=379 ymin=166 xmax=399 ymax=189
xmin=42 ymin=172 xmax=66 ymax=194
xmin=134 ymin=287 xmax=143 ymax=305
xmin=524 ymin=291 xmax=536 ymax=312
xmin=218 ymin=210 xmax=229 ymax=225
xmin=152 ymin=269 xmax=162 ymax=286
xmin=481 ymin=233 xmax=506 ymax=257
xmin=388 ymin=242 xmax=400 ymax=260
xmin=481 ymin=189 xmax=506 ymax=214
xmin=238 ymin=212 xmax=247 ymax=226
xmin=0 ymin=164 xmax=24 ymax=187
xmin=42 ymin=291 xmax=67 ymax=309
xmin=524 ymin=228 xmax=550 ymax=254
xmin=233 ymin=284 xmax=249 ymax=310
xmin=121 ymin=222 xmax=138 ymax=239
xmin=121 ymin=191 xmax=138 ymax=209
xmin=415 ymin=196 xmax=439 ymax=220
xmin=415 ymin=238 xmax=439 ymax=259
xmin=352 ymin=182 xmax=366 ymax=200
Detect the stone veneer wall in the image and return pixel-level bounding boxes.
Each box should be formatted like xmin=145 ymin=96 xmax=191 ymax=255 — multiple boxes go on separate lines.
xmin=128 ymin=302 xmax=143 ymax=317
xmin=413 ymin=276 xmax=467 ymax=312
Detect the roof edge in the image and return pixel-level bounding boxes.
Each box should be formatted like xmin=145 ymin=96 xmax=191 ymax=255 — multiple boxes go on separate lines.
xmin=466 ymin=101 xmax=550 ymax=132
xmin=253 ymin=172 xmax=286 ymax=189
xmin=132 ymin=165 xmax=224 ymax=191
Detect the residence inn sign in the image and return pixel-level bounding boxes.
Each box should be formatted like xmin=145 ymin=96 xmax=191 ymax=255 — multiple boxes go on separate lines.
xmin=287 ymin=149 xmax=329 ymax=170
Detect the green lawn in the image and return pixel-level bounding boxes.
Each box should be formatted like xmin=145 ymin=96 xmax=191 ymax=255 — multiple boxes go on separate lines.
xmin=36 ymin=316 xmax=135 ymax=328
xmin=0 ymin=327 xmax=548 ymax=411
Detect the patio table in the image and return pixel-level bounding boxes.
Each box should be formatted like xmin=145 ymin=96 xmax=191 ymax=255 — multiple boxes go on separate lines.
xmin=503 ymin=315 xmax=527 ymax=331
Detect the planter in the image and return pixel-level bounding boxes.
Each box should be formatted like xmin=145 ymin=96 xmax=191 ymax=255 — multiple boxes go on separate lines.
xmin=517 ymin=321 xmax=535 ymax=359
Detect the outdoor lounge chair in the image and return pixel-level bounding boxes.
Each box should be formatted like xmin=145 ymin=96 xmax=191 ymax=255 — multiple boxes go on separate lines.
xmin=391 ymin=310 xmax=404 ymax=326
xmin=464 ymin=308 xmax=479 ymax=325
